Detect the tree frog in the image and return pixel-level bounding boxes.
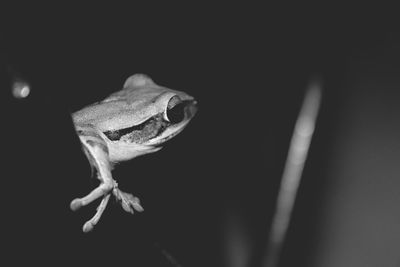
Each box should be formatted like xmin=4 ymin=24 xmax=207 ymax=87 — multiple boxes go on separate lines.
xmin=71 ymin=74 xmax=197 ymax=232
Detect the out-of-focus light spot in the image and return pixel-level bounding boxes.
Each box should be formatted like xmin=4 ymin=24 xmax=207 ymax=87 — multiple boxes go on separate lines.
xmin=12 ymin=81 xmax=31 ymax=99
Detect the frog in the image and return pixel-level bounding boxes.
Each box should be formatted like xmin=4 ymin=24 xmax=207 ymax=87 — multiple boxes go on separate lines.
xmin=71 ymin=74 xmax=197 ymax=232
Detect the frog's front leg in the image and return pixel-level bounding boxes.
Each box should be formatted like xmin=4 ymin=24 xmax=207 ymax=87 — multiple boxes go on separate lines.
xmin=71 ymin=129 xmax=143 ymax=232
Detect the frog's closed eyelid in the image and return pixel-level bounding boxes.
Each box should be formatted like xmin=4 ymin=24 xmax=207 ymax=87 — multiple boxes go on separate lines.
xmin=123 ymin=73 xmax=154 ymax=88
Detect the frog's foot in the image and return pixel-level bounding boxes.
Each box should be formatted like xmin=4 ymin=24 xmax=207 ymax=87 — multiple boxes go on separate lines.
xmin=70 ymin=178 xmax=143 ymax=231
xmin=70 ymin=179 xmax=114 ymax=211
xmin=82 ymin=194 xmax=111 ymax=232
xmin=70 ymin=178 xmax=115 ymax=232
xmin=113 ymin=187 xmax=144 ymax=214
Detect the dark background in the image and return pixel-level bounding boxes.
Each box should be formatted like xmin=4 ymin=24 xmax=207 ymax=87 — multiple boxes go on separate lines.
xmin=2 ymin=4 xmax=400 ymax=267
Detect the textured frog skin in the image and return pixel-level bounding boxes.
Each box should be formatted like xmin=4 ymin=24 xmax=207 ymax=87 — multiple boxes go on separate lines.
xmin=71 ymin=74 xmax=197 ymax=232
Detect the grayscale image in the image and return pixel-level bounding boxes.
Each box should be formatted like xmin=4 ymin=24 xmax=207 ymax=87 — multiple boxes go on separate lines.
xmin=2 ymin=4 xmax=399 ymax=267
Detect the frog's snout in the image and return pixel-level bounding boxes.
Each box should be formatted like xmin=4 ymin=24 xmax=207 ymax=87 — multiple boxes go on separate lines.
xmin=185 ymin=99 xmax=197 ymax=120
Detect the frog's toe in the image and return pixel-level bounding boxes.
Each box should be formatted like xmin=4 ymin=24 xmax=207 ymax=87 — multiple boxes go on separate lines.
xmin=80 ymin=194 xmax=111 ymax=233
xmin=70 ymin=198 xmax=83 ymax=211
xmin=113 ymin=189 xmax=144 ymax=214
xmin=121 ymin=200 xmax=135 ymax=214
xmin=124 ymin=193 xmax=144 ymax=212
xmin=83 ymin=221 xmax=95 ymax=232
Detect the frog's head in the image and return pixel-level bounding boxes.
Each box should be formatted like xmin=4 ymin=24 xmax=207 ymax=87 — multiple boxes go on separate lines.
xmin=100 ymin=74 xmax=197 ymax=160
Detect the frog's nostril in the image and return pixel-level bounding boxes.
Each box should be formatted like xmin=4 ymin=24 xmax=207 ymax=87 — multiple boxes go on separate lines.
xmin=186 ymin=100 xmax=197 ymax=118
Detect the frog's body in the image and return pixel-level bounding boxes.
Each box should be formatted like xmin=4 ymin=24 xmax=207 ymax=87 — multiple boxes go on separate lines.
xmin=71 ymin=74 xmax=197 ymax=232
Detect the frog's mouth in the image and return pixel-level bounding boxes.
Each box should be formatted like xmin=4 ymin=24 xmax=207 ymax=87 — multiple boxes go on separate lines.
xmin=103 ymin=100 xmax=197 ymax=144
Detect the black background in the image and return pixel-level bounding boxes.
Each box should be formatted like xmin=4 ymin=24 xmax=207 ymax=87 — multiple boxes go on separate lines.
xmin=2 ymin=4 xmax=400 ymax=267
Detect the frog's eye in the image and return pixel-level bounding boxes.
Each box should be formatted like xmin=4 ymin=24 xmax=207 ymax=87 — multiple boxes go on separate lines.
xmin=164 ymin=95 xmax=185 ymax=124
